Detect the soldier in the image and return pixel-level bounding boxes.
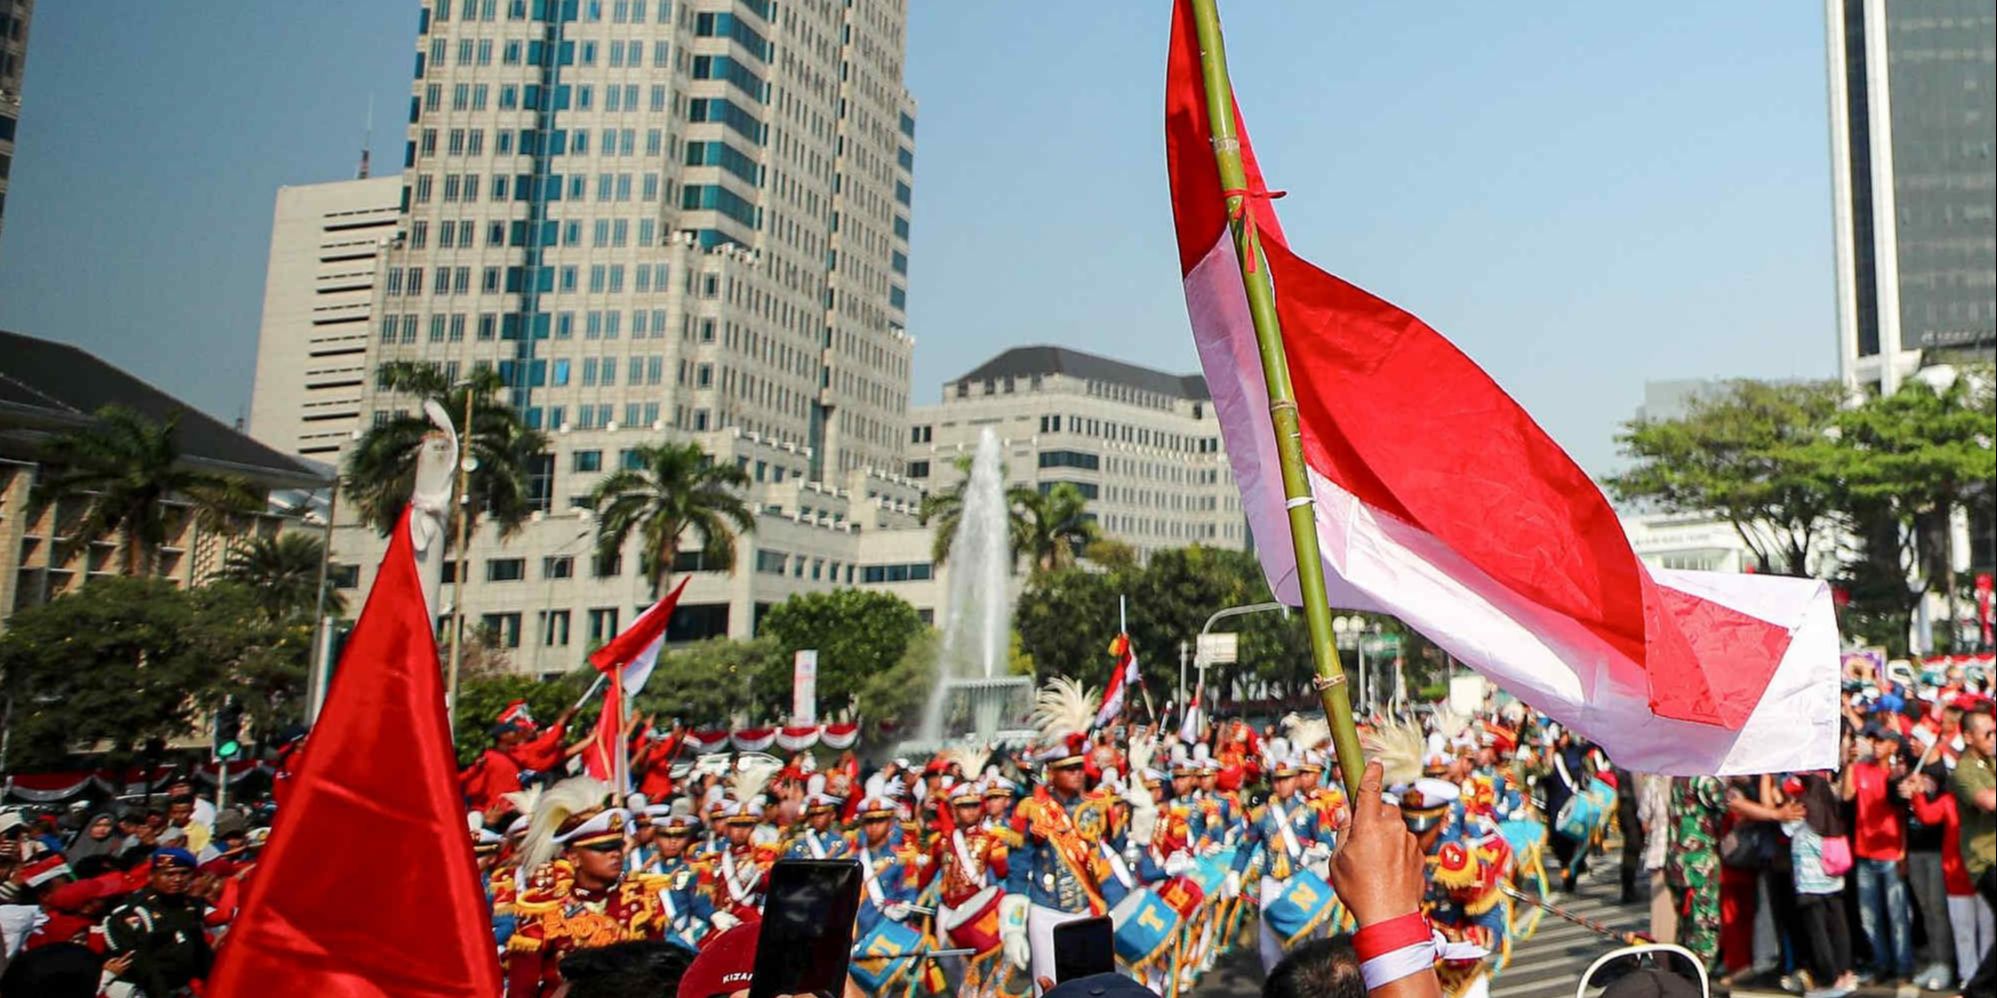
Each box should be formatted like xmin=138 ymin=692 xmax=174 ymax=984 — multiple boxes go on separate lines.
xmin=785 ymin=792 xmax=853 ymax=861
xmin=104 ymin=848 xmax=212 ymax=998
xmin=1228 ymin=757 xmax=1339 ymax=971
xmin=1000 ymin=733 xmax=1116 ymax=992
xmin=506 ymin=778 xmax=668 ymax=998
xmin=1191 ymin=758 xmax=1239 ymax=853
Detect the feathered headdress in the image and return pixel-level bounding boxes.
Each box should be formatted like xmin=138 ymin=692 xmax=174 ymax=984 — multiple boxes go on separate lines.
xmin=1430 ymin=704 xmax=1470 ymax=743
xmin=499 ymin=784 xmax=543 ymax=835
xmin=1361 ymin=719 xmax=1427 ymax=788
xmin=1282 ymin=712 xmax=1331 ymax=754
xmin=942 ymin=744 xmax=990 ymax=780
xmin=729 ymin=752 xmax=783 ymax=807
xmin=1033 ymin=677 xmax=1098 ymax=741
xmin=519 ymin=776 xmax=613 ymax=876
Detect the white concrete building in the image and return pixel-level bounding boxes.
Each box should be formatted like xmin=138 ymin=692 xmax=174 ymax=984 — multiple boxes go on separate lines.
xmin=307 ymin=0 xmax=927 ymax=665
xmin=248 ymin=175 xmax=403 ymax=461
xmin=908 ymin=346 xmax=1246 ymax=561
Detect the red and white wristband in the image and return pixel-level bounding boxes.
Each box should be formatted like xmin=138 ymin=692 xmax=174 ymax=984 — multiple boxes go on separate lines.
xmin=1353 ymin=912 xmax=1434 ymax=990
xmin=1353 ymin=912 xmax=1491 ymax=990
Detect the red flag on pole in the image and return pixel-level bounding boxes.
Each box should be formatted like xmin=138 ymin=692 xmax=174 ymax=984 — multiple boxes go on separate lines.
xmin=583 ymin=579 xmax=689 ymax=784
xmin=1095 ymin=633 xmax=1140 ymax=729
xmin=208 ymin=508 xmax=501 ymax=997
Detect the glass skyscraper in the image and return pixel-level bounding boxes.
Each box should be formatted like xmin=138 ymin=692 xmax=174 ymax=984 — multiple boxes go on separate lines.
xmin=1825 ymin=0 xmax=1995 ymax=391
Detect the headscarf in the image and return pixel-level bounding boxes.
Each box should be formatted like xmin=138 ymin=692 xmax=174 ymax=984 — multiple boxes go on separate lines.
xmin=62 ymin=813 xmax=120 ymax=861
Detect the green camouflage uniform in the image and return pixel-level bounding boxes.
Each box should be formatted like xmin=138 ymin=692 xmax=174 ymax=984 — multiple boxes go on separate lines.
xmin=1664 ymin=776 xmax=1726 ymax=969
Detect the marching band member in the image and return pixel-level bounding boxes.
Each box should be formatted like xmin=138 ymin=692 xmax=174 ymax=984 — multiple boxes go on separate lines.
xmin=933 ymin=783 xmax=1015 ymax=969
xmin=982 ymin=776 xmax=1018 ymax=831
xmin=1002 ymin=679 xmax=1117 ymax=994
xmin=1399 ymin=777 xmax=1508 ymax=998
xmin=710 ymin=797 xmax=776 ymax=923
xmin=785 ymin=792 xmax=853 ymax=861
xmin=1228 ymin=756 xmax=1339 ymax=971
xmin=651 ymin=810 xmax=728 ymax=951
xmin=506 ymin=778 xmax=668 ymax=998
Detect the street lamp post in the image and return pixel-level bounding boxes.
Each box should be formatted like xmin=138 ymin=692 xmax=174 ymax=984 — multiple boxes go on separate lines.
xmin=444 ymin=384 xmax=477 ymax=724
xmin=532 ymin=516 xmax=595 ymax=676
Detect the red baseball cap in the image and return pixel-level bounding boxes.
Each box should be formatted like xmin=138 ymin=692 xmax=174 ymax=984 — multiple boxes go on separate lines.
xmin=677 ymin=922 xmax=759 ymax=998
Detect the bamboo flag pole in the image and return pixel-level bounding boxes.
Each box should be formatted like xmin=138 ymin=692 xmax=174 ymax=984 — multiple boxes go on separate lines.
xmin=1187 ymin=0 xmax=1368 ymax=790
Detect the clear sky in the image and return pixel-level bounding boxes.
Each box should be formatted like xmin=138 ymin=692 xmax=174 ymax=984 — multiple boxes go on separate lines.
xmin=0 ymin=1 xmax=1838 ymax=473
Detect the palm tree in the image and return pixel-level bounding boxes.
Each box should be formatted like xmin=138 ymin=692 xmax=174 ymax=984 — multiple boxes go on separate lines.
xmin=31 ymin=406 xmax=262 ymax=576
xmin=343 ymin=362 xmax=550 ymax=542
xmin=917 ymin=454 xmax=1037 ymax=566
xmin=586 ymin=442 xmax=756 ymax=596
xmin=1012 ymin=483 xmax=1099 ymax=574
xmin=221 ymin=532 xmax=346 ymax=619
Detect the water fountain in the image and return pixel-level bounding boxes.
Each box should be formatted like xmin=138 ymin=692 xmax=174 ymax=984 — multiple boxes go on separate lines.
xmin=913 ymin=428 xmax=1034 ymax=748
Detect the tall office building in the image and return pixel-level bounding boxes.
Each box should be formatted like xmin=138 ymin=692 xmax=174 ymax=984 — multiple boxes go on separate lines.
xmin=319 ymin=0 xmax=924 ymax=661
xmin=1825 ymin=0 xmax=1996 ymax=392
xmin=0 ymin=0 xmax=32 ymax=254
xmin=249 ymin=175 xmax=404 ymax=461
xmin=908 ymin=346 xmax=1246 ymax=561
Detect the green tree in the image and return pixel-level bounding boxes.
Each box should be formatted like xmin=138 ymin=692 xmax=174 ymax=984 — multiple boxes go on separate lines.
xmin=1607 ymin=380 xmax=1845 ymax=575
xmin=1016 ymin=565 xmax=1124 ymax=686
xmin=631 ymin=637 xmax=784 ymax=726
xmin=30 ymin=406 xmax=262 ymax=576
xmin=1012 ymin=483 xmax=1099 ymax=574
xmin=759 ymin=589 xmax=927 ymax=722
xmin=587 ymin=441 xmax=755 ymax=596
xmin=855 ymin=629 xmax=941 ymax=735
xmin=221 ymin=532 xmax=345 ymax=619
xmin=1828 ymin=371 xmax=1995 ymax=652
xmin=344 ymin=362 xmax=550 ymax=542
xmin=0 ymin=579 xmax=222 ymax=767
xmin=189 ymin=580 xmax=314 ymax=741
xmin=451 ymin=668 xmax=592 ymax=764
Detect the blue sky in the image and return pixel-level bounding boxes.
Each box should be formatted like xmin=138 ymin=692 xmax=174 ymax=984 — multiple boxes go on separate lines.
xmin=0 ymin=1 xmax=1838 ymax=472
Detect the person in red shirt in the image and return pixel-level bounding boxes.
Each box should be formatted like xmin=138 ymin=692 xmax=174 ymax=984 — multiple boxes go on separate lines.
xmin=1841 ymin=724 xmax=1916 ymax=982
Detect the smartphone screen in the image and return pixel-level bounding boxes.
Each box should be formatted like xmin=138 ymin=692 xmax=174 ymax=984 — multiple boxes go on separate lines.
xmin=1051 ymin=915 xmax=1115 ymax=983
xmin=748 ymin=859 xmax=864 ymax=998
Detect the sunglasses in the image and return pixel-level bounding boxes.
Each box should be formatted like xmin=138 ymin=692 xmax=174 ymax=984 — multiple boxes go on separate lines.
xmin=578 ymin=840 xmax=626 ymax=854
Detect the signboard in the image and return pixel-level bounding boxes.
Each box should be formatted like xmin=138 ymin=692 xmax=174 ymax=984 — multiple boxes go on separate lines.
xmin=1360 ymin=634 xmax=1402 ymax=656
xmin=1447 ymin=675 xmax=1488 ymax=716
xmin=1196 ymin=632 xmax=1238 ymax=665
xmin=792 ymin=650 xmax=818 ymax=726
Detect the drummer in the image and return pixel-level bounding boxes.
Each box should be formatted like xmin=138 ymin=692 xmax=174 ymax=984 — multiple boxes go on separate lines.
xmin=1226 ymin=756 xmax=1337 ymax=971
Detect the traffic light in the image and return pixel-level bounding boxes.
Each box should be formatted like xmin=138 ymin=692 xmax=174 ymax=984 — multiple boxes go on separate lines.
xmin=213 ymin=697 xmax=245 ymax=762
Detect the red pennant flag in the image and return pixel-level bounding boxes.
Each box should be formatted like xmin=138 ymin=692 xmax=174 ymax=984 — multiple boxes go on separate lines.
xmin=583 ymin=579 xmax=689 ymax=784
xmin=208 ymin=508 xmax=502 ymax=997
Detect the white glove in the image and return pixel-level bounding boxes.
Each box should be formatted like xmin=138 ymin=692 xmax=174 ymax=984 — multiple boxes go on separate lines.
xmin=1163 ymin=851 xmax=1194 ymax=877
xmin=999 ymin=894 xmax=1030 ymax=971
xmin=710 ymin=910 xmax=740 ymax=933
xmin=883 ymin=900 xmax=911 ymax=922
xmin=1222 ymin=870 xmax=1242 ymax=900
xmin=1303 ymin=843 xmax=1332 ymax=864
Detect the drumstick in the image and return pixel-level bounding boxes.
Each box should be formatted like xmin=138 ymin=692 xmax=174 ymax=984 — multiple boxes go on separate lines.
xmin=1497 ymin=882 xmax=1652 ymax=946
xmin=849 ymin=948 xmax=978 ymax=962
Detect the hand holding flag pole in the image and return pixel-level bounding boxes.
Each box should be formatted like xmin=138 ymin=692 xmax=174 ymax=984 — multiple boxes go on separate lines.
xmin=1185 ymin=0 xmax=1367 ymax=789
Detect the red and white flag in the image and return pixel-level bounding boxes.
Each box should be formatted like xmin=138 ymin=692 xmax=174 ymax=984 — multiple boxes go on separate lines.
xmin=1096 ymin=633 xmax=1142 ymax=728
xmin=1163 ymin=0 xmax=1837 ymax=776
xmin=583 ymin=578 xmax=689 ymax=783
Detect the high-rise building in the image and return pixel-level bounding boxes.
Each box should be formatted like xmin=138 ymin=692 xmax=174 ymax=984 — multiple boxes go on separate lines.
xmin=249 ymin=175 xmax=404 ymax=461
xmin=1825 ymin=0 xmax=1996 ymax=392
xmin=0 ymin=0 xmax=33 ymax=254
xmin=907 ymin=346 xmax=1246 ymax=561
xmin=317 ymin=0 xmax=924 ymax=661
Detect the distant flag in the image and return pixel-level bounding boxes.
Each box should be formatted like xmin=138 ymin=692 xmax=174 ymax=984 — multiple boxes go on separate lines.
xmin=1163 ymin=0 xmax=1837 ymax=775
xmin=583 ymin=578 xmax=690 ymax=784
xmin=1179 ymin=680 xmax=1204 ymax=745
xmin=1096 ymin=633 xmax=1141 ymax=729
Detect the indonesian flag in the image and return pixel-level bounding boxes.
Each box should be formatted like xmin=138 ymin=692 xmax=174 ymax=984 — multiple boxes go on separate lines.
xmin=1163 ymin=0 xmax=1837 ymax=776
xmin=1096 ymin=633 xmax=1141 ymax=729
xmin=583 ymin=578 xmax=689 ymax=782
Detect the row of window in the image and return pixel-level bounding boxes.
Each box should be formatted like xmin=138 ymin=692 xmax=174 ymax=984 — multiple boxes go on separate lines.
xmin=411 ymin=215 xmax=673 ymax=253
xmin=411 ymin=170 xmax=664 ymax=206
xmin=429 ymin=0 xmax=659 ymax=27
xmin=385 ymin=259 xmax=673 ymax=298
